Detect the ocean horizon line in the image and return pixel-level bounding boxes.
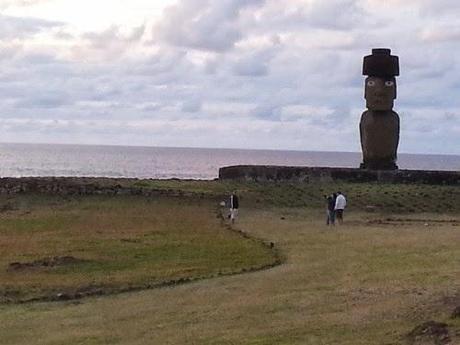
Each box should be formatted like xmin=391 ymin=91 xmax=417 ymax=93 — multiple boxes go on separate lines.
xmin=0 ymin=141 xmax=458 ymax=158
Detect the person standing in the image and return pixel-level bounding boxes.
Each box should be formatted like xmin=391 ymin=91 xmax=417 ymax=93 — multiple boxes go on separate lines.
xmin=230 ymin=191 xmax=239 ymax=224
xmin=325 ymin=194 xmax=336 ymax=226
xmin=334 ymin=191 xmax=347 ymax=224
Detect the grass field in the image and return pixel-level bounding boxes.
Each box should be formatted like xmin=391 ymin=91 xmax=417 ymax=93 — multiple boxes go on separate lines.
xmin=0 ymin=180 xmax=459 ymax=344
xmin=0 ymin=194 xmax=278 ymax=303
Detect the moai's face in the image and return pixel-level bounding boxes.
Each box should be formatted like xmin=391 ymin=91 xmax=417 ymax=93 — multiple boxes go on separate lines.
xmin=365 ymin=76 xmax=396 ymax=111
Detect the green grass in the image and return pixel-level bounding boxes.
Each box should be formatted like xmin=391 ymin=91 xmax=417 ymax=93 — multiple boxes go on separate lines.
xmin=0 ymin=194 xmax=277 ymax=303
xmin=127 ymin=179 xmax=460 ymax=214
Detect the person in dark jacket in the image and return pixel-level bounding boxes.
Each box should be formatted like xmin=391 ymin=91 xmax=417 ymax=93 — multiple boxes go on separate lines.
xmin=230 ymin=191 xmax=239 ymax=224
xmin=325 ymin=194 xmax=336 ymax=226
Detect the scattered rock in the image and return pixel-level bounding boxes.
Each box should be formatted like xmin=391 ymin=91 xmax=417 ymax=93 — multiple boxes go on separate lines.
xmin=56 ymin=293 xmax=72 ymax=301
xmin=120 ymin=238 xmax=141 ymax=244
xmin=52 ymin=286 xmax=105 ymax=302
xmin=407 ymin=321 xmax=450 ymax=345
xmin=0 ymin=202 xmax=16 ymax=212
xmin=365 ymin=205 xmax=377 ymax=212
xmin=7 ymin=256 xmax=85 ymax=272
xmin=451 ymin=306 xmax=460 ymax=319
xmin=367 ymin=219 xmax=391 ymax=225
xmin=367 ymin=218 xmax=460 ymax=227
xmin=7 ymin=262 xmax=34 ymax=271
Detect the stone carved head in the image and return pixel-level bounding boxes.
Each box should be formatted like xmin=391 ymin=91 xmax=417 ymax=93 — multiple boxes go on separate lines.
xmin=363 ymin=48 xmax=399 ymax=111
xmin=365 ymin=76 xmax=396 ymax=110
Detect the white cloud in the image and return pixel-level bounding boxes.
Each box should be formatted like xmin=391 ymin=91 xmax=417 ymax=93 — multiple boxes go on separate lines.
xmin=0 ymin=0 xmax=50 ymax=10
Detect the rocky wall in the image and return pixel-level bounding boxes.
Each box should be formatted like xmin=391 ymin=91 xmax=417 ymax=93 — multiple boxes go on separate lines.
xmin=0 ymin=177 xmax=194 ymax=197
xmin=218 ymin=165 xmax=460 ymax=185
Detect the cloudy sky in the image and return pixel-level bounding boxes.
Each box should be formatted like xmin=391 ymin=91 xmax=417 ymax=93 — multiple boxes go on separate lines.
xmin=0 ymin=0 xmax=459 ymax=154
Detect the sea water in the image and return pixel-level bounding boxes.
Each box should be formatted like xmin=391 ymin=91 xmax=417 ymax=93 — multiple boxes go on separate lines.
xmin=0 ymin=143 xmax=458 ymax=180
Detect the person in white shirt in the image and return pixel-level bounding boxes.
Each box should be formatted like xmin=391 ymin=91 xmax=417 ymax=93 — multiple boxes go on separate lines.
xmin=334 ymin=191 xmax=347 ymax=224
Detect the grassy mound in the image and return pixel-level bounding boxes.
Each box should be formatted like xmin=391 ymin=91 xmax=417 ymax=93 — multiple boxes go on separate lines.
xmin=0 ymin=194 xmax=278 ymax=303
xmin=132 ymin=179 xmax=460 ymax=213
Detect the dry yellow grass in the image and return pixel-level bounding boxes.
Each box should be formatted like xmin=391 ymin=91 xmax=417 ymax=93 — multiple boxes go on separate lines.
xmin=1 ymin=204 xmax=459 ymax=344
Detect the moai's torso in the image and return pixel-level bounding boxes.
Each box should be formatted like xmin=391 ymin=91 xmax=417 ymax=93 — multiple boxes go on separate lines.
xmin=360 ymin=110 xmax=399 ymax=169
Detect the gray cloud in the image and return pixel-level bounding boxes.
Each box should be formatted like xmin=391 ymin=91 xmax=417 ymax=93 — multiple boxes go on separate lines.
xmin=304 ymin=0 xmax=365 ymax=30
xmin=154 ymin=0 xmax=265 ymax=52
xmin=0 ymin=14 xmax=63 ymax=39
xmin=251 ymin=104 xmax=282 ymax=120
xmin=181 ymin=99 xmax=202 ymax=113
xmin=82 ymin=25 xmax=145 ymax=47
xmin=15 ymin=94 xmax=71 ymax=109
xmin=232 ymin=57 xmax=268 ymax=77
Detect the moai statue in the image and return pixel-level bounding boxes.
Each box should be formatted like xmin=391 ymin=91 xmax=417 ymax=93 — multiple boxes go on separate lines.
xmin=360 ymin=48 xmax=400 ymax=170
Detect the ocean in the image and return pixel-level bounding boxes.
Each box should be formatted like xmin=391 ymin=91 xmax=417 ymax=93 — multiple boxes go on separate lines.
xmin=0 ymin=143 xmax=458 ymax=180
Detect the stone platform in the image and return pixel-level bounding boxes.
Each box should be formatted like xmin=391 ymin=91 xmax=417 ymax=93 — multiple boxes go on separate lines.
xmin=218 ymin=165 xmax=460 ymax=185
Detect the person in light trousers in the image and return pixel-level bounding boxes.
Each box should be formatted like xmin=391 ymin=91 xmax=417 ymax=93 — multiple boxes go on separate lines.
xmin=334 ymin=191 xmax=347 ymax=224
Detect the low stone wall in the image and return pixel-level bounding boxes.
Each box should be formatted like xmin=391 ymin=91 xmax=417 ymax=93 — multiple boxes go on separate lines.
xmin=0 ymin=177 xmax=196 ymax=197
xmin=218 ymin=165 xmax=460 ymax=185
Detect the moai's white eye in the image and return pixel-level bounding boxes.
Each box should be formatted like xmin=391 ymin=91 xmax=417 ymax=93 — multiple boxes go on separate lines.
xmin=367 ymin=80 xmax=376 ymax=87
xmin=385 ymin=80 xmax=394 ymax=87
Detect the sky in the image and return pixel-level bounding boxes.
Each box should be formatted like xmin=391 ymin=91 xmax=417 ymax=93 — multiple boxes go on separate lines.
xmin=0 ymin=0 xmax=459 ymax=155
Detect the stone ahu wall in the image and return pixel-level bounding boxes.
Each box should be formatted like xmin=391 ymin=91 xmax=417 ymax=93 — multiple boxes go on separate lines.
xmin=219 ymin=166 xmax=460 ymax=185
